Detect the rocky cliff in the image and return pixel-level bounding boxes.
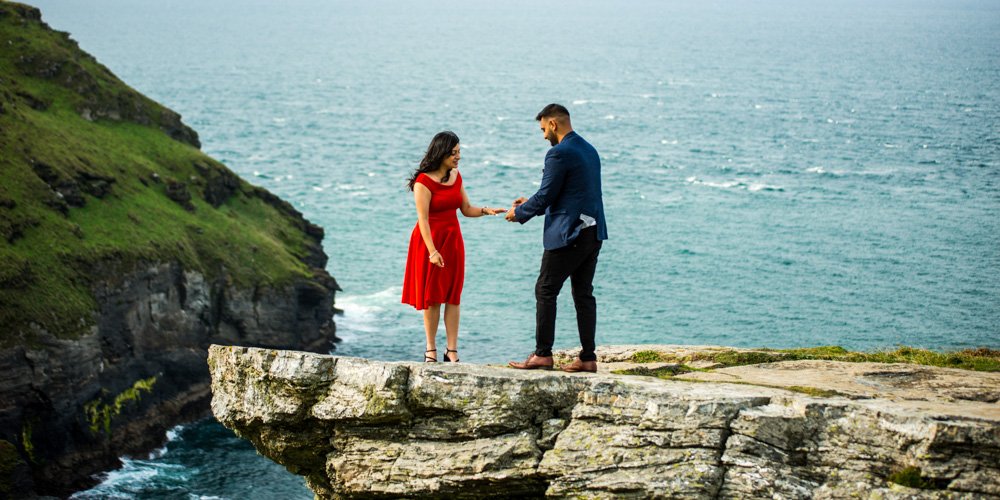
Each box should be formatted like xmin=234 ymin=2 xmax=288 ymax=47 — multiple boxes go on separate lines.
xmin=209 ymin=345 xmax=1000 ymax=499
xmin=0 ymin=2 xmax=338 ymax=496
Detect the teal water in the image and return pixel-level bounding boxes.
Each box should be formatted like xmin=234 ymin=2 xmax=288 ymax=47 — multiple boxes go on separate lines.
xmin=31 ymin=0 xmax=999 ymax=497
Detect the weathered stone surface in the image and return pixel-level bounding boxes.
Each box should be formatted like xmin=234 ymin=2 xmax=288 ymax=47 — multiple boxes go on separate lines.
xmin=209 ymin=346 xmax=1000 ymax=499
xmin=678 ymin=360 xmax=1000 ymax=417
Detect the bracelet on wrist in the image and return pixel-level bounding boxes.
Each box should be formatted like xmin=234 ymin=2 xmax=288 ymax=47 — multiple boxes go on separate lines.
xmin=429 ymin=250 xmax=440 ymax=260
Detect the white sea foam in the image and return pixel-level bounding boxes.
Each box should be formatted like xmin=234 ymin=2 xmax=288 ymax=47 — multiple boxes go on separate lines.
xmin=71 ymin=459 xmax=185 ymax=499
xmin=146 ymin=423 xmax=186 ymax=459
xmin=747 ymin=182 xmax=783 ymax=192
xmin=686 ymin=176 xmax=784 ymax=192
xmin=603 ymin=114 xmax=616 ymax=120
xmin=166 ymin=425 xmax=184 ymax=442
xmin=335 ymin=287 xmax=403 ymax=336
xmin=572 ymin=99 xmax=589 ymax=105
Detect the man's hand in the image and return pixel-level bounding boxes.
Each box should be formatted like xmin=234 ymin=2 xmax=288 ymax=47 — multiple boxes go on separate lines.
xmin=506 ymin=197 xmax=527 ymax=222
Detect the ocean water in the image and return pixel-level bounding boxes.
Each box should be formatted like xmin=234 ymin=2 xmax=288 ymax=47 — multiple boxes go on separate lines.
xmin=28 ymin=0 xmax=1000 ymax=497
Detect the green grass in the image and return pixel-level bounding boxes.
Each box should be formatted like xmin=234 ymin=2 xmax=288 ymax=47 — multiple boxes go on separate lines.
xmin=772 ymin=346 xmax=1000 ymax=372
xmin=0 ymin=2 xmax=317 ymax=346
xmin=625 ymin=346 xmax=999 ymax=372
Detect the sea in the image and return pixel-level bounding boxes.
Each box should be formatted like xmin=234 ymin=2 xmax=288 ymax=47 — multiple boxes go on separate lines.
xmin=22 ymin=0 xmax=999 ymax=497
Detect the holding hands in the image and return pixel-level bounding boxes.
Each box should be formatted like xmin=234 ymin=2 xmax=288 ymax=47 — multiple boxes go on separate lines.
xmin=505 ymin=197 xmax=527 ymax=222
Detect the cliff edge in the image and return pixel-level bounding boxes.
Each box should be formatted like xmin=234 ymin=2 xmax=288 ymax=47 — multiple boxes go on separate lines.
xmin=0 ymin=3 xmax=339 ymax=496
xmin=209 ymin=345 xmax=999 ymax=499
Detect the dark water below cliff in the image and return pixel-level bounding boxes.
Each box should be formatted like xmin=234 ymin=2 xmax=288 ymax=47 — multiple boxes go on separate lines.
xmin=35 ymin=0 xmax=1000 ymax=497
xmin=69 ymin=419 xmax=312 ymax=499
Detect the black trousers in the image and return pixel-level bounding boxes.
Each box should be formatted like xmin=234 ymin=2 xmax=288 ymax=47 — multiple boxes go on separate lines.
xmin=534 ymin=225 xmax=602 ymax=361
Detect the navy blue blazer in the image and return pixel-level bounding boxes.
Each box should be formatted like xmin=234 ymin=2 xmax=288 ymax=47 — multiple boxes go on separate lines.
xmin=513 ymin=131 xmax=608 ymax=250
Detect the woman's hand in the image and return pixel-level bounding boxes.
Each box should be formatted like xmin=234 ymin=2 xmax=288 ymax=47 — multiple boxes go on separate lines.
xmin=482 ymin=207 xmax=508 ymax=216
xmin=429 ymin=251 xmax=445 ymax=268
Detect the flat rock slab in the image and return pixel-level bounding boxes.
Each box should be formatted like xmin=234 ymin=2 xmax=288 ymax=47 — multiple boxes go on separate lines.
xmin=677 ymin=360 xmax=1000 ymax=421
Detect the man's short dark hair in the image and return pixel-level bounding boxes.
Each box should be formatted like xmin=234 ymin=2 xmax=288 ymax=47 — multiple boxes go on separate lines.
xmin=535 ymin=103 xmax=570 ymax=121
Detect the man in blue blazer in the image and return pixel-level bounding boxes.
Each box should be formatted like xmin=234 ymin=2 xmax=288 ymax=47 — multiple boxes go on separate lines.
xmin=507 ymin=104 xmax=608 ymax=373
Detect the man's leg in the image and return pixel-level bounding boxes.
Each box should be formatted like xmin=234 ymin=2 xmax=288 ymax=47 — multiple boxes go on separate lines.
xmin=534 ymin=249 xmax=570 ymax=357
xmin=536 ymin=229 xmax=601 ymax=357
xmin=570 ymin=230 xmax=602 ymax=362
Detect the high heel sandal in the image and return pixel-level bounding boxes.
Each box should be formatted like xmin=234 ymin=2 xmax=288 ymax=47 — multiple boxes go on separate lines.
xmin=424 ymin=349 xmax=437 ymax=363
xmin=445 ymin=349 xmax=459 ymax=363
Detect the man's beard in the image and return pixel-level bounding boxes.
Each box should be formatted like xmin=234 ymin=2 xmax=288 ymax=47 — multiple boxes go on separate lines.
xmin=549 ymin=137 xmax=558 ymax=147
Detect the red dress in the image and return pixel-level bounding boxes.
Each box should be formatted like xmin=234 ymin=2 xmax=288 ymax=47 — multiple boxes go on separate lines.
xmin=402 ymin=171 xmax=465 ymax=310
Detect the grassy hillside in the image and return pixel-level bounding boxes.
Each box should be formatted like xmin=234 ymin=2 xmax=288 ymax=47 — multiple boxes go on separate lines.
xmin=0 ymin=2 xmax=323 ymax=347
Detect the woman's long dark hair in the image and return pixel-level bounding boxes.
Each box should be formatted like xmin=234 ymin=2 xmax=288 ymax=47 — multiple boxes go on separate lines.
xmin=407 ymin=131 xmax=459 ymax=191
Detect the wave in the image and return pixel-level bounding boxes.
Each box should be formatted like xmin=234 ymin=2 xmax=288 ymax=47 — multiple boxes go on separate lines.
xmin=805 ymin=166 xmax=844 ymax=178
xmin=335 ymin=287 xmax=404 ymax=336
xmin=685 ymin=176 xmax=784 ymax=192
xmin=804 ymin=166 xmax=897 ymax=178
xmin=70 ymin=458 xmax=186 ymax=499
xmin=147 ymin=423 xmax=186 ymax=460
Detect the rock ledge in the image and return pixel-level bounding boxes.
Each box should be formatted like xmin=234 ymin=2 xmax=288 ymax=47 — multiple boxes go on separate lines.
xmin=209 ymin=345 xmax=999 ymax=499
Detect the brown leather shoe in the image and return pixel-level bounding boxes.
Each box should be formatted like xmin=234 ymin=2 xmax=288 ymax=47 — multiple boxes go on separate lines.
xmin=560 ymin=358 xmax=597 ymax=373
xmin=508 ymin=353 xmax=554 ymax=370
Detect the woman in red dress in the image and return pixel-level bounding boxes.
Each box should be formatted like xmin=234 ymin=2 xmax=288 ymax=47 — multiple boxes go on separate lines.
xmin=402 ymin=131 xmax=506 ymax=362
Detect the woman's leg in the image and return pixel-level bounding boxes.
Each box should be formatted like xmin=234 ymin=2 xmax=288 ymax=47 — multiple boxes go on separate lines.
xmin=423 ymin=304 xmax=441 ymax=357
xmin=443 ymin=303 xmax=460 ymax=361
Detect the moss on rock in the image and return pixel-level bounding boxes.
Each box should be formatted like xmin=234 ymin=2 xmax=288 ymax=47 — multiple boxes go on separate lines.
xmin=83 ymin=376 xmax=157 ymax=435
xmin=623 ymin=345 xmax=999 ymax=372
xmin=0 ymin=440 xmax=26 ymax=496
xmin=887 ymin=465 xmax=948 ymax=490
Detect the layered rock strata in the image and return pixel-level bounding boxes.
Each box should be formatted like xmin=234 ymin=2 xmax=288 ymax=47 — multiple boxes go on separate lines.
xmin=1 ymin=263 xmax=338 ymax=496
xmin=209 ymin=345 xmax=1000 ymax=499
